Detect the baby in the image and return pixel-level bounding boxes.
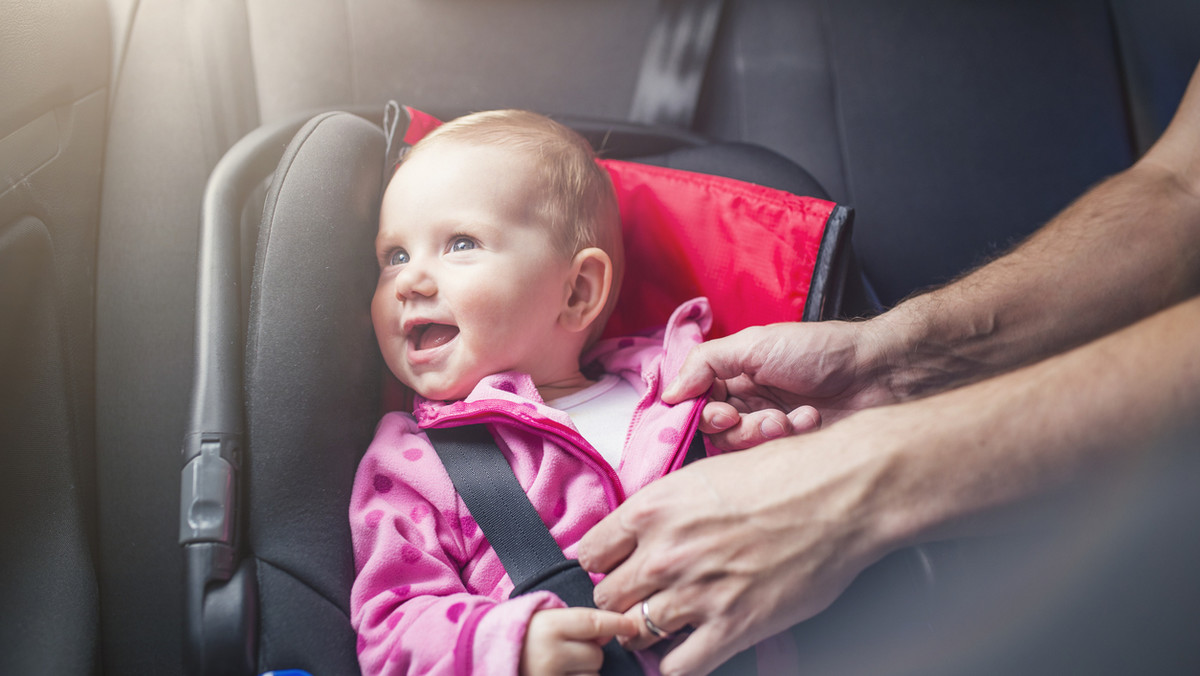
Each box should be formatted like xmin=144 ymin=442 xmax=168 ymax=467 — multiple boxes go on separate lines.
xmin=349 ymin=110 xmax=731 ymax=675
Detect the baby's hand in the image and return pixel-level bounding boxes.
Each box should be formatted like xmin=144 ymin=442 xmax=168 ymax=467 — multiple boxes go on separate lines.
xmin=520 ymin=607 xmax=639 ymax=676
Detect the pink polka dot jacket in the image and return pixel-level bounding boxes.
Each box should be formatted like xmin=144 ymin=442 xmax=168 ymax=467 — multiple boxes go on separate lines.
xmin=350 ymin=298 xmax=796 ymax=675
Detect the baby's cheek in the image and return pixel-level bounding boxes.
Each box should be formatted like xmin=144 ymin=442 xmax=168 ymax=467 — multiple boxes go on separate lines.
xmin=370 ymin=282 xmax=393 ymax=327
xmin=370 ymin=298 xmax=402 ymax=363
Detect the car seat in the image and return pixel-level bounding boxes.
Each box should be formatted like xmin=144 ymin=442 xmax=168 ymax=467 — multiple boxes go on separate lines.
xmin=180 ymin=105 xmax=882 ymax=675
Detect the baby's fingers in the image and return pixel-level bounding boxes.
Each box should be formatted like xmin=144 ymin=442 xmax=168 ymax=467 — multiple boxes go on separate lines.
xmin=558 ymin=608 xmax=640 ymax=645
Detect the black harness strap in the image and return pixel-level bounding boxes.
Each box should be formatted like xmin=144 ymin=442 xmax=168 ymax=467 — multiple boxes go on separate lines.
xmin=425 ymin=425 xmax=568 ymax=588
xmin=425 ymin=425 xmax=644 ymax=675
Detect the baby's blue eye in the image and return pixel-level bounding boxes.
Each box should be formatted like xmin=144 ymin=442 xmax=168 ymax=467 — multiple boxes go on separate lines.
xmin=388 ymin=249 xmax=409 ymax=266
xmin=450 ymin=237 xmax=476 ymax=253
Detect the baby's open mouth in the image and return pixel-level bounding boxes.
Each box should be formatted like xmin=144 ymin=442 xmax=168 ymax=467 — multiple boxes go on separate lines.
xmin=412 ymin=323 xmax=460 ymax=351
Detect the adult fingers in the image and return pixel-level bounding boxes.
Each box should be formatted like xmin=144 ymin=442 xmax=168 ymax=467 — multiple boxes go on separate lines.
xmin=788 ymin=405 xmax=822 ymax=433
xmin=662 ymin=332 xmax=764 ymax=404
xmin=619 ymin=594 xmax=695 ymax=652
xmin=587 ymin=477 xmax=694 ymax=612
xmin=577 ymin=510 xmax=638 ymax=575
xmin=661 ymin=349 xmax=720 ymax=405
xmin=704 ymin=409 xmax=794 ymax=451
xmin=656 ymin=623 xmax=747 ymax=676
xmin=697 ymin=400 xmax=740 ymax=435
xmin=707 ymin=377 xmax=728 ymax=406
xmin=588 ymin=531 xmax=661 ymax=614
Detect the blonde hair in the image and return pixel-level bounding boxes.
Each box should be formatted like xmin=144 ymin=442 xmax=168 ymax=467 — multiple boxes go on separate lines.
xmin=405 ymin=110 xmax=624 ymax=337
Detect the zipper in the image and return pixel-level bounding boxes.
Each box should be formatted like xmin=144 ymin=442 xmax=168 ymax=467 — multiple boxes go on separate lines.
xmin=622 ymin=369 xmax=656 ymax=465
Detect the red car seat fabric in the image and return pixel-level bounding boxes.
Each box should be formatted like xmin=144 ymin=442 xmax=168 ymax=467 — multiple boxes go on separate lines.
xmin=599 ymin=158 xmax=832 ymax=339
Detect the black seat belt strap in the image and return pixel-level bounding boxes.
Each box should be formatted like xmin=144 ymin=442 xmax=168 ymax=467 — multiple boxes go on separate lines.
xmin=425 ymin=425 xmax=643 ymax=675
xmin=425 ymin=425 xmax=568 ymax=586
xmin=629 ymin=0 xmax=726 ymax=129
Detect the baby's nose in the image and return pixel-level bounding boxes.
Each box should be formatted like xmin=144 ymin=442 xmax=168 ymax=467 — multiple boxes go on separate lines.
xmin=394 ymin=264 xmax=437 ymax=299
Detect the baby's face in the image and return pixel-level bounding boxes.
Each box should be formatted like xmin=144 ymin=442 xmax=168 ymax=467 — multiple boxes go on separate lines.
xmin=372 ymin=141 xmax=578 ymax=401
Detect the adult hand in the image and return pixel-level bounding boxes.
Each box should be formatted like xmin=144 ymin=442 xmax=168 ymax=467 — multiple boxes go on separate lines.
xmin=579 ymin=416 xmax=900 ymax=676
xmin=520 ymin=607 xmax=639 ymax=676
xmin=662 ymin=322 xmax=897 ymax=450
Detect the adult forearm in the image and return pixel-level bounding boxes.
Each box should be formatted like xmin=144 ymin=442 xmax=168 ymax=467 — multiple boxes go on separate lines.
xmin=857 ymin=295 xmax=1200 ymax=551
xmin=869 ymin=64 xmax=1200 ymax=400
xmin=879 ymin=164 xmax=1199 ymax=399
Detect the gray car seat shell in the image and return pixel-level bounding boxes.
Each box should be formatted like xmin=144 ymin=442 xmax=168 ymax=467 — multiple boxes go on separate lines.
xmin=183 ymin=110 xmax=386 ymax=675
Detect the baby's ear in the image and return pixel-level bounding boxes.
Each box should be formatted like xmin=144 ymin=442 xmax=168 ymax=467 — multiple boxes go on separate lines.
xmin=561 ymin=247 xmax=613 ymax=334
